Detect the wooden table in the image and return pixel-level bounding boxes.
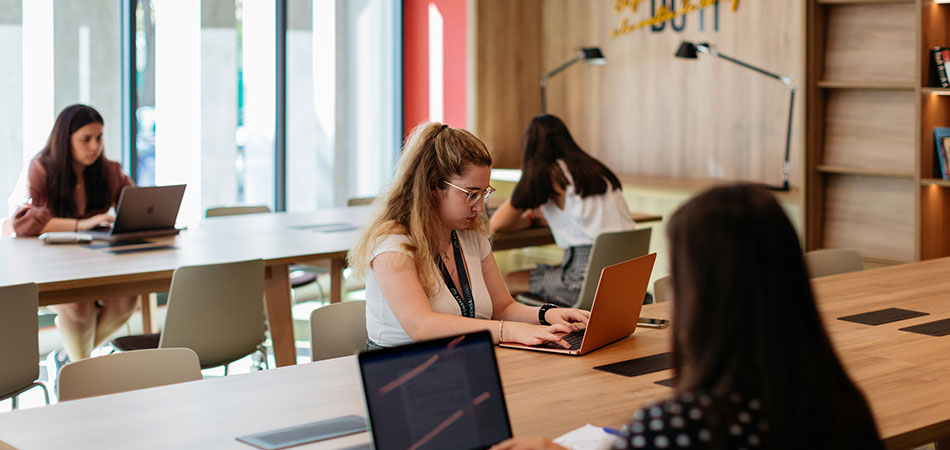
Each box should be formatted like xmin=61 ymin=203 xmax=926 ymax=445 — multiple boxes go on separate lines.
xmin=2 ymin=258 xmax=949 ymax=448
xmin=0 ymin=207 xmax=373 ymax=368
xmin=0 ymin=205 xmax=660 ymax=369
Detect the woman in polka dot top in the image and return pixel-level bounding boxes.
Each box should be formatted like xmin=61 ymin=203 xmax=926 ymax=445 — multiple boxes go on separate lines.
xmin=492 ymin=185 xmax=883 ymax=450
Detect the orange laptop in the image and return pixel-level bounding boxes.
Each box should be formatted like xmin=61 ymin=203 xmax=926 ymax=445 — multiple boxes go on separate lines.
xmin=500 ymin=252 xmax=656 ymax=356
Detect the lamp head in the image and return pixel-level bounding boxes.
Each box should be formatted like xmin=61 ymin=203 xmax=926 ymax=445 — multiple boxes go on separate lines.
xmin=579 ymin=47 xmax=606 ymax=65
xmin=675 ymin=41 xmax=712 ymax=59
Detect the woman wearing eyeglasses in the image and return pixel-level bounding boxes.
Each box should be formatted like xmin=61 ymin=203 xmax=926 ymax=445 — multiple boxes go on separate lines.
xmin=490 ymin=114 xmax=636 ymax=307
xmin=349 ymin=122 xmax=590 ymax=349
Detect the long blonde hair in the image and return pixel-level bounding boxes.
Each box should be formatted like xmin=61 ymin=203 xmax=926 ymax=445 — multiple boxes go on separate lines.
xmin=348 ymin=122 xmax=493 ymax=296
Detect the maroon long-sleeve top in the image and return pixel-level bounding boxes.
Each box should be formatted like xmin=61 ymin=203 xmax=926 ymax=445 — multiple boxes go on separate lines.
xmin=12 ymin=156 xmax=133 ymax=236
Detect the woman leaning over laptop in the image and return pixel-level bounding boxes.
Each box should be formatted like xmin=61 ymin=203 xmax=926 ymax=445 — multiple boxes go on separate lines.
xmin=348 ymin=122 xmax=589 ymax=350
xmin=492 ymin=184 xmax=882 ymax=450
xmin=10 ymin=104 xmax=138 ymax=364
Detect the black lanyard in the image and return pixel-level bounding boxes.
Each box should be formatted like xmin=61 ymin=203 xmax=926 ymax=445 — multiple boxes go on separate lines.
xmin=436 ymin=230 xmax=475 ymax=318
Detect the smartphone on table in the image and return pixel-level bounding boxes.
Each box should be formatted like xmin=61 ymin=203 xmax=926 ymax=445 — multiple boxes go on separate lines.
xmin=637 ymin=317 xmax=670 ymax=328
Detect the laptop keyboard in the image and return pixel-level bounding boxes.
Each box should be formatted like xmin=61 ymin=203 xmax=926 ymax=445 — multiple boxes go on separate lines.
xmin=535 ymin=329 xmax=586 ymax=351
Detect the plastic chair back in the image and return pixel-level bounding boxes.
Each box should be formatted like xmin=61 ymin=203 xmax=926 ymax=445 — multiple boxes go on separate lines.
xmin=58 ymin=348 xmax=201 ymax=401
xmin=310 ymin=301 xmax=367 ymax=362
xmin=653 ymin=275 xmax=672 ymax=303
xmin=0 ymin=283 xmax=40 ymax=398
xmin=160 ymin=259 xmax=266 ymax=368
xmin=804 ymin=248 xmax=863 ymax=278
xmin=206 ymin=205 xmax=271 ymax=217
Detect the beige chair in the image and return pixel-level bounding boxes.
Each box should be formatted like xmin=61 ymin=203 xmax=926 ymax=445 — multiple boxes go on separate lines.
xmin=309 ymin=301 xmax=368 ymax=362
xmin=205 ymin=205 xmax=271 ymax=217
xmin=57 ymin=348 xmax=201 ymax=402
xmin=518 ymin=228 xmax=652 ymax=310
xmin=653 ymin=275 xmax=672 ymax=303
xmin=0 ymin=283 xmax=49 ymax=409
xmin=347 ymin=197 xmax=376 ymax=207
xmin=112 ymin=259 xmax=267 ymax=373
xmin=804 ymin=248 xmax=863 ymax=278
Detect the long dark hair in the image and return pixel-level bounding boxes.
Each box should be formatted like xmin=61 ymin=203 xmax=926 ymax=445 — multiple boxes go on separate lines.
xmin=509 ymin=114 xmax=622 ymax=210
xmin=39 ymin=104 xmax=110 ymax=217
xmin=667 ymin=184 xmax=882 ymax=449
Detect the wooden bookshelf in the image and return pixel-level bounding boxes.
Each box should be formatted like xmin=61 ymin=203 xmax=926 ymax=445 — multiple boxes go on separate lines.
xmin=806 ymin=0 xmax=921 ymax=264
xmin=808 ymin=0 xmax=950 ymax=262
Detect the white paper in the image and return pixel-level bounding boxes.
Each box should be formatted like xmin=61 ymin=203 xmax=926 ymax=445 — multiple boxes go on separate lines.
xmin=553 ymin=424 xmax=620 ymax=450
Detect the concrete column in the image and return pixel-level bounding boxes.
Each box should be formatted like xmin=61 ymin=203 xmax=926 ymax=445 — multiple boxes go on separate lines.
xmin=0 ymin=1 xmax=23 ymax=217
xmin=200 ymin=0 xmax=238 ymax=212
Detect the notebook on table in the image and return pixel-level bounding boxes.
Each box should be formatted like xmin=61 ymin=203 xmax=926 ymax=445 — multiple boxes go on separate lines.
xmin=358 ymin=331 xmax=513 ymax=450
xmin=499 ymin=253 xmax=656 ymax=356
xmin=87 ymin=185 xmax=186 ymax=242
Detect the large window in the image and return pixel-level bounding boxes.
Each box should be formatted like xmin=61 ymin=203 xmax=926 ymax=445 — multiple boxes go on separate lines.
xmin=1 ymin=0 xmax=122 ymax=218
xmin=135 ymin=0 xmax=275 ymax=225
xmin=285 ymin=0 xmax=400 ymax=211
xmin=1 ymin=0 xmax=401 ymax=224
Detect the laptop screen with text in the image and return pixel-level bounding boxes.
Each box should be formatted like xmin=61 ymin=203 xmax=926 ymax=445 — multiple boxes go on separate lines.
xmin=357 ymin=331 xmax=512 ymax=450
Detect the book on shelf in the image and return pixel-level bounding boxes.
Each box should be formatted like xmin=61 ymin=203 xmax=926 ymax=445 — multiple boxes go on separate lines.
xmin=930 ymin=47 xmax=950 ymax=88
xmin=934 ymin=127 xmax=950 ymax=180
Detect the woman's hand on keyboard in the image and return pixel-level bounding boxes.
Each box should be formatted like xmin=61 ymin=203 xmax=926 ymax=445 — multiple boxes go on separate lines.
xmin=545 ymin=308 xmax=590 ymax=329
xmin=504 ymin=322 xmax=574 ymax=348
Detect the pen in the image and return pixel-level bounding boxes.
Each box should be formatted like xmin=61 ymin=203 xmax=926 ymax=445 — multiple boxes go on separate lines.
xmin=602 ymin=427 xmax=624 ymax=437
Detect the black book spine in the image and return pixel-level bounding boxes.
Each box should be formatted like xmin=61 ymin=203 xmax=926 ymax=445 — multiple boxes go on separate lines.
xmin=932 ymin=47 xmax=950 ymax=88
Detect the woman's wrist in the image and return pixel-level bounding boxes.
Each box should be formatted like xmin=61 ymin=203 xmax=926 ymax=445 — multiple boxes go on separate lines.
xmin=538 ymin=303 xmax=558 ymax=325
xmin=498 ymin=320 xmax=505 ymax=343
xmin=74 ymin=219 xmax=79 ymax=231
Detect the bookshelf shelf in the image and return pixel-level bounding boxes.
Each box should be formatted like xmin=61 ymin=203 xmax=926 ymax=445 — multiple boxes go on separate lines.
xmin=817 ymin=81 xmax=916 ymax=90
xmin=922 ymin=87 xmax=950 ymax=95
xmin=921 ymin=178 xmax=950 ymax=187
xmin=817 ymin=166 xmax=916 ymax=178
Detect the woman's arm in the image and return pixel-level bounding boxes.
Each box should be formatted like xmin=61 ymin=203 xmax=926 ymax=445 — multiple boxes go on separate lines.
xmin=373 ymin=251 xmax=574 ymax=346
xmin=489 ymin=199 xmax=533 ymax=233
xmin=482 ymin=252 xmax=590 ymax=328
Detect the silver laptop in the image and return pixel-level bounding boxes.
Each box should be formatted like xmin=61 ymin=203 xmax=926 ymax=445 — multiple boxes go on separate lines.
xmin=88 ymin=185 xmax=186 ymax=241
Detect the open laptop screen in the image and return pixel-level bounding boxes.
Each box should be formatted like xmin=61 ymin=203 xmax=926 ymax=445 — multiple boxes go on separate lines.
xmin=357 ymin=331 xmax=512 ymax=450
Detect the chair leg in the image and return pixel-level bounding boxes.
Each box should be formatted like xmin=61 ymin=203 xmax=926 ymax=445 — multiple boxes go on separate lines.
xmin=11 ymin=394 xmax=17 ymax=410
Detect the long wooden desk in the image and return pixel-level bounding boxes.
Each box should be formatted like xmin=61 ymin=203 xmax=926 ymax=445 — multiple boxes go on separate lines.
xmin=0 ymin=206 xmax=661 ymax=369
xmin=2 ymin=258 xmax=949 ymax=448
xmin=0 ymin=207 xmax=374 ymax=368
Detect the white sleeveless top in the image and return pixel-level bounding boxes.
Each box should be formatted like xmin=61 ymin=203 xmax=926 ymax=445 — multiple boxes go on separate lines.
xmin=539 ymin=160 xmax=636 ymax=248
xmin=364 ymin=230 xmax=493 ymax=347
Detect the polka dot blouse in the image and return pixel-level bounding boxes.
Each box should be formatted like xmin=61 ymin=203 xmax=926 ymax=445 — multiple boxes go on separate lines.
xmin=615 ymin=391 xmax=768 ymax=449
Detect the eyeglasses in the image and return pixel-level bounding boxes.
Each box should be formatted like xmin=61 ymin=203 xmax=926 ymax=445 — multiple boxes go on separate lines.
xmin=443 ymin=181 xmax=496 ymax=206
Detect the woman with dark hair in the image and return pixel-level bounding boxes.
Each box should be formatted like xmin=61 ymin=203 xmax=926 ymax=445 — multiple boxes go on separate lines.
xmin=493 ymin=184 xmax=883 ymax=450
xmin=490 ymin=114 xmax=635 ymax=307
xmin=11 ymin=104 xmax=139 ymax=364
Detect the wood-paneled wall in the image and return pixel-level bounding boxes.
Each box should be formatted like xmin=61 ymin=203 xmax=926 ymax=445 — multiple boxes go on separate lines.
xmin=473 ymin=0 xmax=805 ymax=189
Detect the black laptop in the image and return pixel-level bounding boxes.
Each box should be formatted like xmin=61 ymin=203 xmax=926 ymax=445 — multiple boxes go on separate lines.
xmin=88 ymin=185 xmax=186 ymax=241
xmin=357 ymin=331 xmax=513 ymax=450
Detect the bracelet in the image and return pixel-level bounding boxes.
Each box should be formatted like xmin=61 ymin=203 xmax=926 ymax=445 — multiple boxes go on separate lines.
xmin=498 ymin=320 xmax=504 ymax=343
xmin=539 ymin=303 xmax=558 ymax=326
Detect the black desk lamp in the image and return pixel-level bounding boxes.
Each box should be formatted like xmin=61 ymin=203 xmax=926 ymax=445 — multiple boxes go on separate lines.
xmin=675 ymin=41 xmax=795 ymax=191
xmin=540 ymin=47 xmax=606 ymax=114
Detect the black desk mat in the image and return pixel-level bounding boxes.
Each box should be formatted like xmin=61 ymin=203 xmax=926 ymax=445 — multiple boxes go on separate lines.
xmin=837 ymin=308 xmax=929 ymax=326
xmin=899 ymin=318 xmax=950 ymax=337
xmin=594 ymin=352 xmax=673 ymax=378
xmin=105 ymin=245 xmax=176 ymax=255
xmin=84 ymin=239 xmax=152 ymax=249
